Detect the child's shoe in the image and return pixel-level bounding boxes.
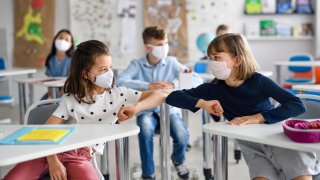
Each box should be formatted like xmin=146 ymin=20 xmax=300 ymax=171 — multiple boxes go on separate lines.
xmin=173 ymin=163 xmax=190 ymax=179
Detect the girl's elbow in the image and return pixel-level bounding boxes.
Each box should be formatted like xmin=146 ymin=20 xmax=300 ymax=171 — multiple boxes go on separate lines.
xmin=299 ymin=103 xmax=307 ymax=114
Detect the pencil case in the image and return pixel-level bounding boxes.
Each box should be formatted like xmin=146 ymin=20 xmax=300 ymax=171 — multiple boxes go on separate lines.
xmin=282 ymin=119 xmax=320 ymax=143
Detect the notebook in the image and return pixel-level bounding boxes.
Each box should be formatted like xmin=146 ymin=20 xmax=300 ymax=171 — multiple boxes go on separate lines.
xmin=0 ymin=127 xmax=75 ymax=145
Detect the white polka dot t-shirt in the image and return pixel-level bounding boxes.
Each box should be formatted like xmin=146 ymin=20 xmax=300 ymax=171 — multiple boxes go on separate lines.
xmin=52 ymin=86 xmax=141 ymax=154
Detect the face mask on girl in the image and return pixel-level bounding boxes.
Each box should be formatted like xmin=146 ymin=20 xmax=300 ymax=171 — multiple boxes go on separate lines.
xmin=55 ymin=39 xmax=71 ymax=52
xmin=91 ymin=70 xmax=113 ymax=89
xmin=149 ymin=44 xmax=169 ymax=60
xmin=208 ymin=60 xmax=232 ymax=80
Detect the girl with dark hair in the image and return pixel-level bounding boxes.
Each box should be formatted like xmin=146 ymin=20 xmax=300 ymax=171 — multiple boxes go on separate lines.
xmin=42 ymin=29 xmax=75 ymax=99
xmin=4 ymin=40 xmax=165 ymax=180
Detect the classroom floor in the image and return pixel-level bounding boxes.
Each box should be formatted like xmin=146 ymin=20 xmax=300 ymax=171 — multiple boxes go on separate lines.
xmin=0 ymin=105 xmax=250 ymax=180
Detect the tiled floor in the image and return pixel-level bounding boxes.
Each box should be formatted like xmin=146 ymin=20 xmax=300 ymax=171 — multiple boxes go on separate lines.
xmin=0 ymin=105 xmax=250 ymax=180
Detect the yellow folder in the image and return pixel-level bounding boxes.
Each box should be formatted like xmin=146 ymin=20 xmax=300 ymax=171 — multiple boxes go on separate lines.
xmin=17 ymin=129 xmax=69 ymax=142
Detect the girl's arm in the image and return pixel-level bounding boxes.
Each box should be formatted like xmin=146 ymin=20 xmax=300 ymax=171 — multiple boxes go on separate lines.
xmin=258 ymin=76 xmax=306 ymax=124
xmin=166 ymin=83 xmax=212 ymax=112
xmin=45 ymin=116 xmax=67 ymax=180
xmin=117 ymin=90 xmax=166 ymax=121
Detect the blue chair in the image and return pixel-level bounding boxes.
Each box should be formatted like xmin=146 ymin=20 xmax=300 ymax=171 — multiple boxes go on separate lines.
xmin=285 ymin=54 xmax=315 ymax=84
xmin=0 ymin=57 xmax=14 ymax=105
xmin=194 ymin=61 xmax=208 ymax=73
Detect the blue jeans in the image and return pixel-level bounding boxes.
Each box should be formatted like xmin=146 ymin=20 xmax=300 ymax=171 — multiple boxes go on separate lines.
xmin=136 ymin=112 xmax=189 ymax=176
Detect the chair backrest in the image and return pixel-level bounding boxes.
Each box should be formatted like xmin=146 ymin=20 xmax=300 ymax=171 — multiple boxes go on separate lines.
xmin=0 ymin=57 xmax=5 ymax=70
xmin=194 ymin=61 xmax=207 ymax=73
xmin=288 ymin=54 xmax=313 ymax=73
xmin=294 ymin=94 xmax=320 ymax=119
xmin=24 ymin=98 xmax=61 ymax=125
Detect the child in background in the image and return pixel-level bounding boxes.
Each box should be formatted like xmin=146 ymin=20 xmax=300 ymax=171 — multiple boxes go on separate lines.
xmin=116 ymin=26 xmax=202 ymax=180
xmin=42 ymin=29 xmax=75 ymax=99
xmin=4 ymin=40 xmax=166 ymax=180
xmin=215 ymin=24 xmax=231 ymax=36
xmin=166 ymin=33 xmax=320 ymax=180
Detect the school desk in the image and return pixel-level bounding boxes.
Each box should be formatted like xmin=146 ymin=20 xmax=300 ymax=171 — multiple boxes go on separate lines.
xmin=203 ymin=120 xmax=320 ymax=180
xmin=292 ymin=84 xmax=320 ymax=93
xmin=14 ymin=77 xmax=65 ymax=123
xmin=0 ymin=68 xmax=36 ymax=124
xmin=273 ymin=61 xmax=320 ymax=84
xmin=0 ymin=123 xmax=139 ymax=180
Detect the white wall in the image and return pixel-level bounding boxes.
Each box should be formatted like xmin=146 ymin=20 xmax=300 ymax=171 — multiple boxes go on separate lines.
xmin=0 ymin=0 xmax=318 ymax=102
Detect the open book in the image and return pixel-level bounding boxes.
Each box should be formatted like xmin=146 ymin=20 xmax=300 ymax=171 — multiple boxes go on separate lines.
xmin=0 ymin=127 xmax=75 ymax=145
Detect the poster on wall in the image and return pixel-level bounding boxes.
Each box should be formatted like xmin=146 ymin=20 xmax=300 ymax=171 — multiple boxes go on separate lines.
xmin=14 ymin=0 xmax=55 ymax=68
xmin=70 ymin=0 xmax=115 ymax=48
xmin=144 ymin=0 xmax=188 ymax=63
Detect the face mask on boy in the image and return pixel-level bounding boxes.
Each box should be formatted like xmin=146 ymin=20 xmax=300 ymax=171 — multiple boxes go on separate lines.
xmin=149 ymin=44 xmax=169 ymax=60
xmin=92 ymin=70 xmax=113 ymax=89
xmin=208 ymin=60 xmax=232 ymax=80
xmin=55 ymin=39 xmax=71 ymax=52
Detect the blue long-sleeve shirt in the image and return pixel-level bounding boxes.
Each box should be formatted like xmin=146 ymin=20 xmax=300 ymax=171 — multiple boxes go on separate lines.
xmin=116 ymin=55 xmax=203 ymax=114
xmin=116 ymin=55 xmax=203 ymax=90
xmin=166 ymin=73 xmax=306 ymax=124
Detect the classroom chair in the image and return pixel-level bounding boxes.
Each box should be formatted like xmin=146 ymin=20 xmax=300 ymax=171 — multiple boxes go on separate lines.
xmin=0 ymin=57 xmax=14 ymax=105
xmin=285 ymin=54 xmax=315 ymax=84
xmin=193 ymin=61 xmax=208 ymax=73
xmin=294 ymin=94 xmax=320 ymax=119
xmin=23 ymin=98 xmax=105 ymax=180
xmin=294 ymin=94 xmax=320 ymax=163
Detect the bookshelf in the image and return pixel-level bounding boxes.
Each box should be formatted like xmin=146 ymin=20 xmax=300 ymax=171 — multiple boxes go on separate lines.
xmin=246 ymin=36 xmax=313 ymax=41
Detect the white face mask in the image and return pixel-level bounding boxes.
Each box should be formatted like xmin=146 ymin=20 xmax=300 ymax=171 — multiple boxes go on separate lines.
xmin=208 ymin=60 xmax=232 ymax=80
xmin=149 ymin=44 xmax=169 ymax=60
xmin=55 ymin=39 xmax=71 ymax=52
xmin=92 ymin=70 xmax=113 ymax=89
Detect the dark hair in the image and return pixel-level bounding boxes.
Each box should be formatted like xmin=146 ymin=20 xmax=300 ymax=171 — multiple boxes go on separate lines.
xmin=45 ymin=29 xmax=75 ymax=68
xmin=142 ymin=26 xmax=166 ymax=44
xmin=64 ymin=40 xmax=111 ymax=104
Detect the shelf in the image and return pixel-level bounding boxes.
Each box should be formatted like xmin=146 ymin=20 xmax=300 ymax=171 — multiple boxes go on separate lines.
xmin=246 ymin=36 xmax=314 ymax=41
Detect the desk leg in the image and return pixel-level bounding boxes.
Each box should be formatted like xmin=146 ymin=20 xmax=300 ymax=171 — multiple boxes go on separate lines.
xmin=115 ymin=137 xmax=130 ymax=180
xmin=18 ymin=82 xmax=26 ymax=124
xmin=28 ymin=73 xmax=34 ymax=106
xmin=213 ymin=135 xmax=228 ymax=180
xmin=182 ymin=109 xmax=188 ymax=126
xmin=101 ymin=143 xmax=110 ymax=179
xmin=51 ymin=87 xmax=57 ymax=99
xmin=160 ymin=103 xmax=171 ymax=180
xmin=275 ymin=65 xmax=281 ymax=84
xmin=203 ymin=112 xmax=213 ymax=179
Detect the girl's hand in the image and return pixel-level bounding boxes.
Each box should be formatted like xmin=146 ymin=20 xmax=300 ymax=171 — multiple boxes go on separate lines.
xmin=47 ymin=155 xmax=67 ymax=180
xmin=117 ymin=106 xmax=138 ymax=121
xmin=228 ymin=113 xmax=265 ymax=125
xmin=196 ymin=99 xmax=224 ymax=116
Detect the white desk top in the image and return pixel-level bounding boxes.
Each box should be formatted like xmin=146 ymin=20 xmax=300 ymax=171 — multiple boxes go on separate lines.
xmin=14 ymin=77 xmax=66 ymax=87
xmin=274 ymin=61 xmax=320 ymax=66
xmin=292 ymin=84 xmax=320 ymax=92
xmin=203 ymin=122 xmax=320 ymax=153
xmin=0 ymin=124 xmax=139 ymax=166
xmin=0 ymin=68 xmax=36 ymax=76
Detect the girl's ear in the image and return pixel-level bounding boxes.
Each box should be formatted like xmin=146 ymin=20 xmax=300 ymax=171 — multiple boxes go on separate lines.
xmin=234 ymin=55 xmax=243 ymax=67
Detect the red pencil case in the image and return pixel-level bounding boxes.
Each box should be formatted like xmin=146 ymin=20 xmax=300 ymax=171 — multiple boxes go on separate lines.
xmin=282 ymin=119 xmax=320 ymax=143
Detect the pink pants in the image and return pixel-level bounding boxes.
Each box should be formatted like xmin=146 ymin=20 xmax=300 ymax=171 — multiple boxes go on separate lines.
xmin=4 ymin=148 xmax=99 ymax=180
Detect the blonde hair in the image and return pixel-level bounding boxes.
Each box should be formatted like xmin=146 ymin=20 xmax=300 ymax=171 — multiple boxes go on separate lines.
xmin=207 ymin=33 xmax=260 ymax=80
